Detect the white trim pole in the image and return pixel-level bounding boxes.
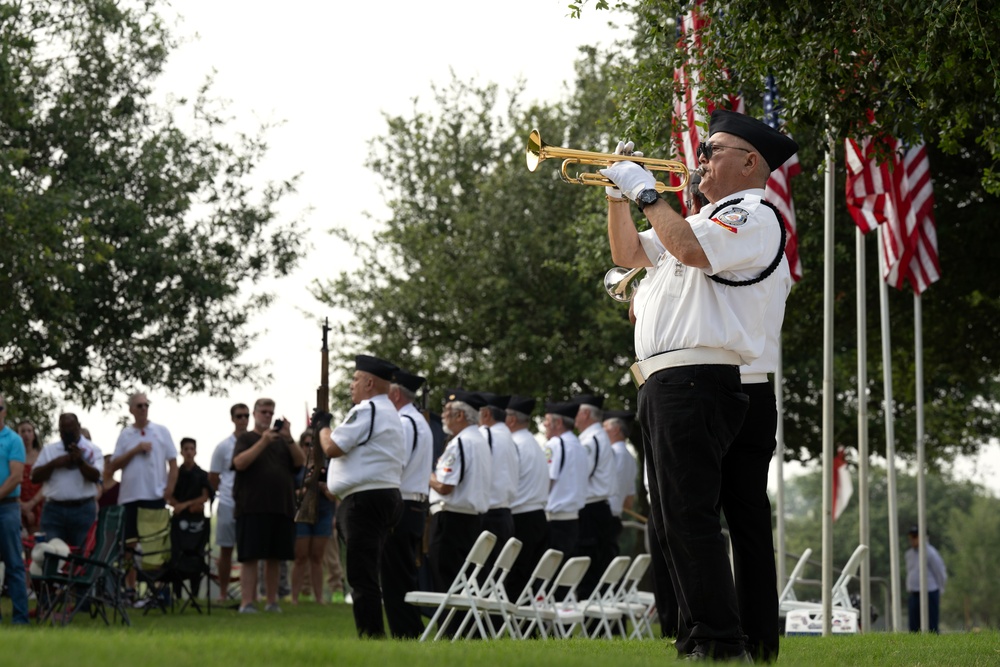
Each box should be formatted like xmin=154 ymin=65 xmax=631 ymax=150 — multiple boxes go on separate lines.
xmin=775 ymin=341 xmax=786 ymax=593
xmin=856 ymin=227 xmax=872 ymax=632
xmin=915 ymin=293 xmax=929 ymax=632
xmin=821 ymin=131 xmax=836 ymax=636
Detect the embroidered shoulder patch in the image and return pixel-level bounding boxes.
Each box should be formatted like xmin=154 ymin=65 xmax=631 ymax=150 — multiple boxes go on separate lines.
xmin=711 ymin=206 xmax=750 ymax=233
xmin=346 ymin=411 xmax=358 ymax=424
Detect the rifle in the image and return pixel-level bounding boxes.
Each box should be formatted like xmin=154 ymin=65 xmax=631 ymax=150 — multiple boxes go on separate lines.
xmin=296 ymin=318 xmax=330 ymax=525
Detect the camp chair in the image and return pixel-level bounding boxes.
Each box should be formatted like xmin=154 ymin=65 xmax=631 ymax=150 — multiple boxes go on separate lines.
xmin=35 ymin=505 xmax=130 ymax=627
xmin=611 ymin=553 xmax=655 ymax=639
xmin=164 ymin=513 xmax=212 ymax=614
xmin=133 ymin=507 xmax=173 ymax=614
xmin=404 ymin=530 xmax=497 ymax=641
xmin=511 ymin=556 xmax=591 ymax=639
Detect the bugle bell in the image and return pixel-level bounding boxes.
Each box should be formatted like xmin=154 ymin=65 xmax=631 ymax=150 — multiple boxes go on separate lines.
xmin=604 ymin=266 xmax=645 ymax=302
xmin=526 ymin=129 xmax=689 ymax=193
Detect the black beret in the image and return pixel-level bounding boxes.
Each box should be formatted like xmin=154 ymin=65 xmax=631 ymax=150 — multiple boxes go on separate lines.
xmin=544 ymin=401 xmax=579 ymax=419
xmin=907 ymin=524 xmax=919 ymax=536
xmin=603 ymin=409 xmax=635 ymax=422
xmin=506 ymin=395 xmax=536 ymax=415
xmin=355 ymin=354 xmax=398 ymax=381
xmin=392 ymin=369 xmax=425 ymax=392
xmin=708 ymin=109 xmax=799 ymax=171
xmin=572 ymin=393 xmax=605 ymax=410
xmin=444 ymin=388 xmax=487 ymax=410
xmin=476 ymin=392 xmax=510 ymax=410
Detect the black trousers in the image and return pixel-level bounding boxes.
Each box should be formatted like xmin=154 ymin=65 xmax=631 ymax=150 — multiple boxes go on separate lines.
xmin=547 ymin=518 xmax=579 ymax=558
xmin=640 ymin=364 xmax=749 ymax=660
xmin=508 ymin=510 xmax=549 ymax=600
xmin=647 ymin=518 xmax=679 ymax=637
xmin=429 ymin=511 xmax=482 ymax=592
xmin=576 ymin=500 xmax=615 ymax=599
xmin=480 ymin=507 xmax=514 ymax=581
xmin=719 ymin=382 xmax=780 ymax=662
xmin=337 ymin=488 xmax=402 ymax=638
xmin=380 ymin=499 xmax=427 ymax=639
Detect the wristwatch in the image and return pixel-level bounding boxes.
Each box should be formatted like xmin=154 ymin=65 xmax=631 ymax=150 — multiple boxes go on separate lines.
xmin=636 ymin=188 xmax=660 ymax=212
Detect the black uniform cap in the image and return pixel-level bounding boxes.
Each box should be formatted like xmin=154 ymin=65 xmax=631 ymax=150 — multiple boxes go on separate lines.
xmin=355 ymin=355 xmax=398 ymax=381
xmin=476 ymin=392 xmax=510 ymax=410
xmin=506 ymin=395 xmax=536 ymax=415
xmin=571 ymin=393 xmax=605 ymax=409
xmin=603 ymin=409 xmax=635 ymax=422
xmin=545 ymin=401 xmax=579 ymax=419
xmin=708 ymin=109 xmax=799 ymax=171
xmin=392 ymin=369 xmax=425 ymax=392
xmin=444 ymin=388 xmax=487 ymax=410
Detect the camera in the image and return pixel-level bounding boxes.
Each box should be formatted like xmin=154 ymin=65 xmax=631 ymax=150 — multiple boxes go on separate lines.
xmin=273 ymin=419 xmax=285 ymax=432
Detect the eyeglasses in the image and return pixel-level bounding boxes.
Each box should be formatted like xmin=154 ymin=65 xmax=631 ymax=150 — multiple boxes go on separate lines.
xmin=696 ymin=142 xmax=752 ymax=161
xmin=234 ymin=413 xmax=250 ymax=419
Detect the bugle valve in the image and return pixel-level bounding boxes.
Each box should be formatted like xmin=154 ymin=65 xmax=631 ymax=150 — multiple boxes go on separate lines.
xmin=526 ymin=129 xmax=689 ymax=193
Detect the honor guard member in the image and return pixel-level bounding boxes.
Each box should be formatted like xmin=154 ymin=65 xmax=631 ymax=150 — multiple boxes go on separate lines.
xmin=542 ymin=401 xmax=587 ymax=557
xmin=383 ymin=368 xmax=433 ymax=639
xmin=504 ymin=395 xmax=550 ymax=598
xmin=571 ymin=394 xmax=617 ymax=598
xmin=601 ymin=109 xmax=797 ymax=661
xmin=428 ymin=390 xmax=491 ymax=592
xmin=316 ymin=354 xmax=405 ymax=639
xmin=476 ymin=391 xmax=518 ymax=573
xmin=602 ymin=411 xmax=638 ymax=552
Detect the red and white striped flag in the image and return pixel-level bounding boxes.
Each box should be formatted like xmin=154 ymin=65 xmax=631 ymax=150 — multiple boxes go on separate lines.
xmin=845 ymin=134 xmax=941 ymax=294
xmin=763 ymin=75 xmax=802 ymax=282
xmin=671 ymin=2 xmax=743 ymax=214
xmin=832 ymin=447 xmax=853 ymax=522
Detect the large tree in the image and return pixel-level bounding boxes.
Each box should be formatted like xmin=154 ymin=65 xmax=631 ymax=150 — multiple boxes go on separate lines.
xmin=579 ymin=1 xmax=1000 ymax=464
xmin=1 ymin=0 xmax=303 ymax=426
xmin=314 ymin=52 xmax=643 ymax=409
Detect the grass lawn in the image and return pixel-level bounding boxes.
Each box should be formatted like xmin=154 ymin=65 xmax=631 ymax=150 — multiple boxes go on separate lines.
xmin=3 ymin=598 xmax=999 ymax=666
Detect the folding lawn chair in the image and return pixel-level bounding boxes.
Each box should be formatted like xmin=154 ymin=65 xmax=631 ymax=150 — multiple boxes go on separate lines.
xmin=455 ymin=537 xmax=523 ymax=639
xmin=578 ymin=556 xmax=631 ymax=639
xmin=404 ymin=530 xmax=497 ymax=642
xmin=779 ymin=545 xmax=868 ymax=619
xmin=612 ymin=553 xmax=656 ymax=639
xmin=512 ymin=556 xmax=591 ymax=639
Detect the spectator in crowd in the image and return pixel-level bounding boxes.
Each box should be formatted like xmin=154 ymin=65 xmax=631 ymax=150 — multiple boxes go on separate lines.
xmin=171 ymin=437 xmax=212 ymax=518
xmin=97 ymin=454 xmax=120 ymax=509
xmin=292 ymin=428 xmax=335 ymax=606
xmin=0 ymin=394 xmax=30 ymax=625
xmin=232 ymin=399 xmax=304 ymax=613
xmin=111 ymin=392 xmax=178 ymax=597
xmin=209 ymin=403 xmax=249 ymax=603
xmin=906 ymin=525 xmax=948 ymax=633
xmin=31 ymin=413 xmax=103 ymax=549
xmin=16 ymin=420 xmax=44 ymax=535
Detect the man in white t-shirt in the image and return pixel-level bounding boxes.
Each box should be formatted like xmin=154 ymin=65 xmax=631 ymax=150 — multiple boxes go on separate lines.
xmin=111 ymin=392 xmax=178 ymax=594
xmin=32 ymin=413 xmax=103 ymax=549
xmin=208 ymin=402 xmax=249 ymax=603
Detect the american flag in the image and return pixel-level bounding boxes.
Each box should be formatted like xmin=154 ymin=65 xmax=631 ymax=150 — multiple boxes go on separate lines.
xmin=763 ymin=75 xmax=803 ymax=282
xmin=670 ymin=2 xmax=743 ymax=214
xmin=845 ymin=134 xmax=940 ymax=294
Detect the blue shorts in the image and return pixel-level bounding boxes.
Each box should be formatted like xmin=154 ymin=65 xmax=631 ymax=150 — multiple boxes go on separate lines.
xmin=295 ymin=507 xmax=334 ymax=538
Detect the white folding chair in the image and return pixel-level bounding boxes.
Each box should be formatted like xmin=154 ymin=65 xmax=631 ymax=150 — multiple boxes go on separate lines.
xmin=501 ymin=548 xmax=564 ymax=640
xmin=404 ymin=530 xmax=497 ymax=641
xmin=580 ymin=556 xmax=631 ymax=639
xmin=779 ymin=545 xmax=868 ymax=618
xmin=612 ymin=553 xmax=655 ymax=639
xmin=777 ymin=547 xmax=813 ymax=609
xmin=456 ymin=537 xmax=523 ymax=639
xmin=512 ymin=556 xmax=591 ymax=639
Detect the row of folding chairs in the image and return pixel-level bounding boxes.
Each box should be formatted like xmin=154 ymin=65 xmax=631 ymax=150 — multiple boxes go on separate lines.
xmin=404 ymin=531 xmax=657 ymax=641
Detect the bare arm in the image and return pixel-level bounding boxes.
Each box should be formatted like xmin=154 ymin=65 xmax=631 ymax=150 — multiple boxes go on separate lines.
xmin=1 ymin=461 xmax=24 ymax=499
xmin=642 ymin=199 xmax=709 ymax=268
xmin=163 ymin=458 xmax=178 ymax=502
xmin=429 ymin=473 xmax=454 ymax=496
xmin=31 ymin=453 xmax=72 ymax=483
xmin=232 ymin=432 xmax=273 ymax=471
xmin=608 ymin=201 xmax=653 ymax=268
xmin=207 ymin=472 xmax=221 ymax=492
xmin=318 ymin=427 xmax=346 ymax=459
xmin=110 ymin=441 xmax=152 ymax=472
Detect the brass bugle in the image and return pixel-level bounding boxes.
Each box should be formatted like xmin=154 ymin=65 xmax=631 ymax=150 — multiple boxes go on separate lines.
xmin=526 ymin=129 xmax=689 ymax=193
xmin=604 ymin=265 xmax=645 ymax=302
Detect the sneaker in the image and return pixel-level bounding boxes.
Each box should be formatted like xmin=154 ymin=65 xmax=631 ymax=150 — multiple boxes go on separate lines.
xmin=265 ymin=603 xmax=282 ymax=613
xmin=344 ymin=592 xmax=353 ymax=605
xmin=329 ymin=591 xmax=345 ymax=604
xmin=133 ymin=598 xmax=148 ymax=609
xmin=239 ymin=604 xmax=258 ymax=614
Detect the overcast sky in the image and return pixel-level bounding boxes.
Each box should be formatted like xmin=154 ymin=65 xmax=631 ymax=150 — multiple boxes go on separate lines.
xmin=59 ymin=0 xmax=999 ymax=498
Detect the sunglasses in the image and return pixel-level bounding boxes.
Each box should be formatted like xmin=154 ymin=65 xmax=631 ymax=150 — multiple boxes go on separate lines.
xmin=696 ymin=142 xmax=752 ymax=161
xmin=133 ymin=403 xmax=150 ymax=409
xmin=234 ymin=413 xmax=250 ymax=419
xmin=0 ymin=404 xmax=5 ymax=411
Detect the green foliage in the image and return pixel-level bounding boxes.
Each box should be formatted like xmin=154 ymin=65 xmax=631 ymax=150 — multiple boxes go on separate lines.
xmin=314 ymin=53 xmax=646 ymax=410
xmin=0 ymin=0 xmax=304 ymax=421
xmin=780 ymin=466 xmax=1000 ymax=628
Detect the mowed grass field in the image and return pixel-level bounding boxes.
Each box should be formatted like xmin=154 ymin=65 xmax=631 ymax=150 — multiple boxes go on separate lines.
xmin=3 ymin=599 xmax=999 ymax=666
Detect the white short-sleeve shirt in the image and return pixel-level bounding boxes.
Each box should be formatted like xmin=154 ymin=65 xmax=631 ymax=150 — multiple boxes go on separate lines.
xmin=578 ymin=423 xmax=615 ymax=503
xmin=510 ymin=428 xmax=549 ymax=515
xmin=544 ymin=431 xmax=587 ymax=515
xmin=114 ymin=421 xmax=177 ymax=504
xmin=397 ymin=402 xmax=433 ymax=497
xmin=480 ymin=422 xmax=519 ymax=510
xmin=608 ymin=440 xmax=638 ymax=517
xmin=209 ymin=434 xmax=237 ymax=509
xmin=430 ymin=425 xmax=491 ymax=515
xmin=36 ymin=437 xmax=104 ymax=501
xmin=327 ymin=393 xmax=404 ymax=499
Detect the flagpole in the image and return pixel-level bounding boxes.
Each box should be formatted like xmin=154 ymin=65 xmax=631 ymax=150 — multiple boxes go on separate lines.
xmin=879 ymin=231 xmax=903 ymax=631
xmin=821 ymin=129 xmax=836 ymax=637
xmin=775 ymin=341 xmax=787 ymax=593
xmin=856 ymin=227 xmax=872 ymax=632
xmin=915 ymin=293 xmax=929 ymax=631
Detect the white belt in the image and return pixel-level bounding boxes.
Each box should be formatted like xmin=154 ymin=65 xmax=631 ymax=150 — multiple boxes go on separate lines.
xmin=401 ymin=492 xmax=428 ymax=502
xmin=546 ymin=511 xmax=578 ymax=521
xmin=630 ymin=348 xmax=742 ymax=388
xmin=742 ymin=373 xmax=769 ymax=384
xmin=429 ymin=502 xmax=479 ymax=516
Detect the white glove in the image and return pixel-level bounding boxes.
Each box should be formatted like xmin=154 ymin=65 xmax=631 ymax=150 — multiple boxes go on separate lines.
xmin=606 ymin=141 xmax=643 ymax=199
xmin=601 ymin=160 xmax=656 ymax=202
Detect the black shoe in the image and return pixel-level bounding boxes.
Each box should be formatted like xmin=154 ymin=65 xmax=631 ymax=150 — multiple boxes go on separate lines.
xmin=684 ymin=647 xmax=753 ymax=663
